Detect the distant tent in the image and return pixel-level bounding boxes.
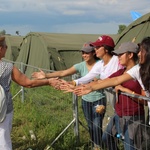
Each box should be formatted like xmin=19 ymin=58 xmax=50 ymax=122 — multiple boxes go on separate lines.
xmin=5 ymin=35 xmax=24 ymax=61
xmin=115 ymin=12 xmax=150 ymax=48
xmin=15 ymin=32 xmax=118 ymax=77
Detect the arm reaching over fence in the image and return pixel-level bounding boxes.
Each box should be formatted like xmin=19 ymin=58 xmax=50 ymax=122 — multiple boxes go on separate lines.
xmin=59 ymin=80 xmax=76 ymax=92
xmin=32 ymin=69 xmax=46 ymax=79
xmin=74 ymin=84 xmax=93 ymax=96
xmin=32 ymin=65 xmax=77 ymax=79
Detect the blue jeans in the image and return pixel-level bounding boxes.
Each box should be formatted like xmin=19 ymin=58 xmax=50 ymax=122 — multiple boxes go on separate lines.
xmin=102 ymin=114 xmax=135 ymax=150
xmin=82 ymin=98 xmax=106 ymax=147
xmin=102 ymin=115 xmax=119 ymax=150
xmin=123 ymin=121 xmax=134 ymax=150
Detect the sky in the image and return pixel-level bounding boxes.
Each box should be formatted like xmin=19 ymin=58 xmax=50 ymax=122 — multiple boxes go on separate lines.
xmin=0 ymin=0 xmax=149 ymax=36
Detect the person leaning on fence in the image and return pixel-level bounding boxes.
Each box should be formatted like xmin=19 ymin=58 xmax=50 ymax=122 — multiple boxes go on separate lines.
xmin=57 ymin=35 xmax=124 ymax=148
xmin=32 ymin=41 xmax=105 ymax=150
xmin=74 ymin=37 xmax=150 ymax=149
xmin=0 ymin=36 xmax=58 ymax=150
xmin=101 ymin=42 xmax=147 ymax=150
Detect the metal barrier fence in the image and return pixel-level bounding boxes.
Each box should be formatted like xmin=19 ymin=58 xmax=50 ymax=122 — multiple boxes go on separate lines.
xmin=4 ymin=59 xmax=150 ymax=150
xmin=102 ymin=89 xmax=150 ymax=150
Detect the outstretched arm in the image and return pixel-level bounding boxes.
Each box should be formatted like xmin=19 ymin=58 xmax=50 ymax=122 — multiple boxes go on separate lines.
xmin=31 ymin=69 xmax=46 ymax=79
xmin=32 ymin=66 xmax=76 ymax=79
xmin=74 ymin=73 xmax=132 ymax=96
xmin=91 ymin=73 xmax=132 ymax=91
xmin=74 ymin=62 xmax=101 ymax=85
xmin=12 ymin=66 xmax=58 ymax=88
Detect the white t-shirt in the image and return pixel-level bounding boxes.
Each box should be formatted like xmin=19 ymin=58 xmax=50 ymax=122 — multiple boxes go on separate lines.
xmin=74 ymin=55 xmax=123 ymax=85
xmin=127 ymin=64 xmax=150 ymax=124
xmin=127 ymin=64 xmax=145 ymax=89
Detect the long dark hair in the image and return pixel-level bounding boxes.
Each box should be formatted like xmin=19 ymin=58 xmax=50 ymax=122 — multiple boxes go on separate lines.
xmin=103 ymin=45 xmax=114 ymax=56
xmin=139 ymin=37 xmax=150 ymax=92
xmin=91 ymin=50 xmax=100 ymax=60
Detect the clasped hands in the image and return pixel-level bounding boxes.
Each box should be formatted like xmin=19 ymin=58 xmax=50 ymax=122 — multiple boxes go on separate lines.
xmin=48 ymin=78 xmax=93 ymax=96
xmin=48 ymin=78 xmax=75 ymax=92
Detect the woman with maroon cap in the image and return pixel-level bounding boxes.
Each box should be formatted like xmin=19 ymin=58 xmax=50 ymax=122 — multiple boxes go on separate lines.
xmin=32 ymin=41 xmax=103 ymax=150
xmin=59 ymin=35 xmax=123 ymax=149
xmin=72 ymin=35 xmax=123 ymax=86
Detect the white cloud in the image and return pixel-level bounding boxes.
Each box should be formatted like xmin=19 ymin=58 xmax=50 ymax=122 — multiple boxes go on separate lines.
xmin=0 ymin=0 xmax=149 ymax=35
xmin=0 ymin=0 xmax=148 ymax=14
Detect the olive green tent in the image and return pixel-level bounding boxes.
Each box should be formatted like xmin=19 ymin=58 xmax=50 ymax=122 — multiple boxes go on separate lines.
xmin=115 ymin=12 xmax=150 ymax=48
xmin=15 ymin=32 xmax=118 ymax=77
xmin=5 ymin=35 xmax=24 ymax=61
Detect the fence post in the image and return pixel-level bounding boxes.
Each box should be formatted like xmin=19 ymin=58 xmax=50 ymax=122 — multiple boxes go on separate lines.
xmin=72 ymin=74 xmax=80 ymax=145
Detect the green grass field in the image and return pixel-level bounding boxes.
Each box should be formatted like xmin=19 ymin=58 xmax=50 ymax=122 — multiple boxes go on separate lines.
xmin=11 ymin=82 xmax=91 ymax=150
xmin=10 ymin=82 xmax=150 ymax=150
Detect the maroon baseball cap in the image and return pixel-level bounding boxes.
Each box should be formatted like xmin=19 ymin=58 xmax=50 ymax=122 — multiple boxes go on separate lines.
xmin=90 ymin=35 xmax=115 ymax=48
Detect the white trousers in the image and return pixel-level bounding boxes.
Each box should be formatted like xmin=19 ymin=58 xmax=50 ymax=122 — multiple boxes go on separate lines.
xmin=0 ymin=111 xmax=13 ymax=150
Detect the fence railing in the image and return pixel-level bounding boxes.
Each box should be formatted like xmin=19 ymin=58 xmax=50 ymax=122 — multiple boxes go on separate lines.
xmin=103 ymin=88 xmax=150 ymax=150
xmin=4 ymin=59 xmax=150 ymax=150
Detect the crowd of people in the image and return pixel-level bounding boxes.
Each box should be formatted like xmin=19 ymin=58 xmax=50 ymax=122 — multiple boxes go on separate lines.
xmin=61 ymin=37 xmax=150 ymax=150
xmin=1 ymin=35 xmax=150 ymax=150
xmin=33 ymin=36 xmax=150 ymax=150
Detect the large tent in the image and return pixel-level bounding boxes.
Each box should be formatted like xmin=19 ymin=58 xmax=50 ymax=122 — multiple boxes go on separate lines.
xmin=15 ymin=32 xmax=118 ymax=77
xmin=5 ymin=35 xmax=24 ymax=61
xmin=115 ymin=12 xmax=150 ymax=48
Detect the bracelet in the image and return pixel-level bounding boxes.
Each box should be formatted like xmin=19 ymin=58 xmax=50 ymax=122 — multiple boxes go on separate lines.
xmin=72 ymin=80 xmax=76 ymax=86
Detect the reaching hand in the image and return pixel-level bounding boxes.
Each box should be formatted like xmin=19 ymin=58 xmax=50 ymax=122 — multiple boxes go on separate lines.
xmin=32 ymin=69 xmax=46 ymax=79
xmin=48 ymin=78 xmax=61 ymax=88
xmin=114 ymin=85 xmax=124 ymax=103
xmin=59 ymin=82 xmax=75 ymax=92
xmin=54 ymin=79 xmax=68 ymax=90
xmin=74 ymin=84 xmax=92 ymax=96
xmin=114 ymin=85 xmax=124 ymax=93
xmin=48 ymin=78 xmax=68 ymax=90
